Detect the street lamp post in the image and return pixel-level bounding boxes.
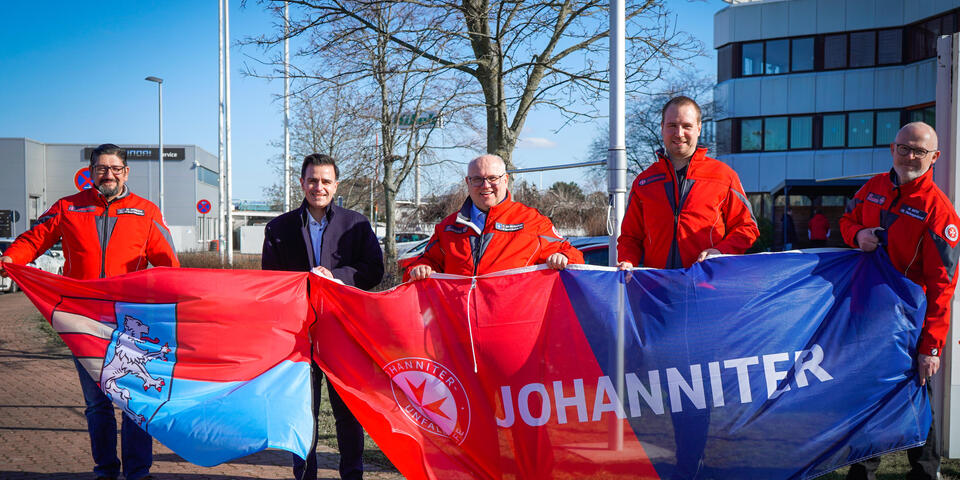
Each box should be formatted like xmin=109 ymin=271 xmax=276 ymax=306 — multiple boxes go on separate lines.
xmin=145 ymin=76 xmax=164 ymax=216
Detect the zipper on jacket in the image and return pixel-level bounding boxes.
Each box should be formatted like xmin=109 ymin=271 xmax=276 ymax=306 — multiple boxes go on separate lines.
xmin=99 ymin=202 xmax=110 ymax=278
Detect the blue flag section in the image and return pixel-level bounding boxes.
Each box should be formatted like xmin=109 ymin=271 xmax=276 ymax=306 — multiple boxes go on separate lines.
xmin=561 ymin=250 xmax=930 ymax=479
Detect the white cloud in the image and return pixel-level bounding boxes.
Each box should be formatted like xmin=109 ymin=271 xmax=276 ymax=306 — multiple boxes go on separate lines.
xmin=518 ymin=137 xmax=557 ymax=149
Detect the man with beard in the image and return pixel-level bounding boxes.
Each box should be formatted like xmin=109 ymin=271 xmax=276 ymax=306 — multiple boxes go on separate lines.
xmin=1 ymin=143 xmax=178 ymax=480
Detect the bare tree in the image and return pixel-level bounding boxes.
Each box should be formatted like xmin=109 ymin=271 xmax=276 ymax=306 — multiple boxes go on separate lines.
xmin=586 ymin=73 xmax=716 ymax=179
xmin=251 ymin=0 xmax=702 ymax=171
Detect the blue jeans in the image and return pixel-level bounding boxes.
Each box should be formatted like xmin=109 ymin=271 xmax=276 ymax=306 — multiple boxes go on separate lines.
xmin=74 ymin=357 xmax=153 ymax=480
xmin=293 ymin=365 xmax=364 ymax=480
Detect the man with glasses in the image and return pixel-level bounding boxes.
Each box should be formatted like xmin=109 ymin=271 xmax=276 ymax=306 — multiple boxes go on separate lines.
xmin=840 ymin=122 xmax=960 ymax=480
xmin=407 ymin=153 xmax=582 ymax=280
xmin=1 ymin=143 xmax=178 ymax=480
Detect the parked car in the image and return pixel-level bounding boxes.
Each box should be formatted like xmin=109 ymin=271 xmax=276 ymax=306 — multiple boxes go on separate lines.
xmin=568 ymin=236 xmax=613 ymax=267
xmin=32 ymin=249 xmax=65 ymax=275
xmin=397 ymin=239 xmax=430 ymax=278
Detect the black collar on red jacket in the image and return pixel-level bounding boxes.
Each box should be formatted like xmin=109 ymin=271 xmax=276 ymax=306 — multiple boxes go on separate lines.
xmin=887 ymin=167 xmax=935 ymax=196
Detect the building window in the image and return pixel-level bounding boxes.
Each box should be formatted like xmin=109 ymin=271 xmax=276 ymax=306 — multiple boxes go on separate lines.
xmin=765 ymin=39 xmax=790 ymax=74
xmin=198 ymin=166 xmax=220 ymax=186
xmin=764 ymin=117 xmax=788 ymax=151
xmin=848 ymin=112 xmax=874 ymax=147
xmin=716 ymin=119 xmax=734 ymax=155
xmin=791 ymin=37 xmax=815 ymax=72
xmin=822 ymin=114 xmax=846 ymax=148
xmin=908 ymin=106 xmax=936 ymax=128
xmin=823 ymin=34 xmax=848 ymax=69
xmin=877 ymin=29 xmax=902 ymax=65
xmin=790 ymin=116 xmax=813 ymax=149
xmin=742 ymin=42 xmax=764 ymax=76
xmin=875 ymin=111 xmax=901 ymax=145
xmin=740 ymin=42 xmax=763 ymax=77
xmin=849 ymin=31 xmax=876 ymax=68
xmin=741 ymin=118 xmax=763 ymax=151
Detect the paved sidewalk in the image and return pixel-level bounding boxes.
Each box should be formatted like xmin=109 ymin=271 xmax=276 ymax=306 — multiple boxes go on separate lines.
xmin=0 ymin=291 xmax=403 ymax=480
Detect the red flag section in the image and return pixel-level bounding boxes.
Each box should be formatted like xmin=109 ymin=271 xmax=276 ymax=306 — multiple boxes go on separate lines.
xmin=309 ymin=269 xmax=660 ymax=480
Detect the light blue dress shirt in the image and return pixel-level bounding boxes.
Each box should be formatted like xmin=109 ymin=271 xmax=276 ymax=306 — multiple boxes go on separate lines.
xmin=470 ymin=203 xmax=487 ymax=230
xmin=307 ymin=211 xmax=328 ymax=267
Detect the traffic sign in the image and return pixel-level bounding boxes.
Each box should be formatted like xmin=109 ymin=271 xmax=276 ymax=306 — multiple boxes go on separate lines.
xmin=197 ymin=199 xmax=212 ymax=215
xmin=74 ymin=168 xmax=94 ymax=191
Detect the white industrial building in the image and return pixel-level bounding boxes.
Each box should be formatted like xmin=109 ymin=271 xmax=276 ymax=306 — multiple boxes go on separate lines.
xmin=0 ymin=138 xmax=221 ymax=252
xmin=713 ymin=0 xmax=958 ymax=247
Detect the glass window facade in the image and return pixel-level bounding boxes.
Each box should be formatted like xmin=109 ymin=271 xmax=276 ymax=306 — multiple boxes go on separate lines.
xmin=764 ymin=117 xmax=788 ymax=151
xmin=849 ymin=31 xmax=876 ymax=68
xmin=742 ymin=42 xmax=763 ymax=76
xmin=741 ymin=118 xmax=763 ymax=151
xmin=875 ymin=111 xmax=901 ymax=145
xmin=822 ymin=115 xmax=846 ymax=148
xmin=765 ymin=39 xmax=789 ymax=74
xmin=848 ymin=112 xmax=875 ymax=147
xmin=823 ymin=34 xmax=848 ymax=69
xmin=791 ymin=37 xmax=814 ymax=71
xmin=790 ymin=116 xmax=813 ymax=149
xmin=877 ymin=29 xmax=902 ymax=65
xmin=198 ymin=166 xmax=220 ymax=186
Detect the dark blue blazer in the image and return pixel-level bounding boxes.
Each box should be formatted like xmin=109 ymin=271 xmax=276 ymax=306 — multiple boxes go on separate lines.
xmin=261 ymin=201 xmax=384 ymax=290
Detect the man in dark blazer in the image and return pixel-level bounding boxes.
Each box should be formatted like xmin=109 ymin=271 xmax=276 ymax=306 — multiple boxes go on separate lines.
xmin=262 ymin=153 xmax=384 ymax=480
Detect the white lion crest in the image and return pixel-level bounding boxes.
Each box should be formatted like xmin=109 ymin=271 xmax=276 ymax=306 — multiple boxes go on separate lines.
xmin=100 ymin=314 xmax=170 ymax=425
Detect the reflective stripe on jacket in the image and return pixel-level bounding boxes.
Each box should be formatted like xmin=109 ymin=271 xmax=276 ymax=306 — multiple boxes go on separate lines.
xmin=840 ymin=168 xmax=960 ymax=356
xmin=405 ymin=192 xmax=584 ymax=278
xmin=4 ymin=187 xmax=179 ymax=279
xmin=617 ymin=147 xmax=759 ymax=269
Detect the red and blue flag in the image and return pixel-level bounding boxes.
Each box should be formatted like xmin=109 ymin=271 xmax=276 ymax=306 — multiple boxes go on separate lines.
xmin=5 ymin=263 xmax=314 ymax=467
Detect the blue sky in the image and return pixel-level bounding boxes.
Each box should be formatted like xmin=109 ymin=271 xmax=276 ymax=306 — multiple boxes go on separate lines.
xmin=0 ymin=0 xmax=729 ymax=201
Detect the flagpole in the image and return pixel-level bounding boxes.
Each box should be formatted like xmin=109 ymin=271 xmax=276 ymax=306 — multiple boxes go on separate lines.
xmin=283 ymin=1 xmax=291 ymax=213
xmin=225 ymin=0 xmax=234 ymax=266
xmin=608 ymin=0 xmax=626 ymax=451
xmin=218 ymin=0 xmax=226 ymax=260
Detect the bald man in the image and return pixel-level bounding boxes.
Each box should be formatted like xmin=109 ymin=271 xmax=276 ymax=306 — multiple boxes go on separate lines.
xmin=840 ymin=121 xmax=960 ymax=480
xmin=407 ymin=154 xmax=583 ymax=280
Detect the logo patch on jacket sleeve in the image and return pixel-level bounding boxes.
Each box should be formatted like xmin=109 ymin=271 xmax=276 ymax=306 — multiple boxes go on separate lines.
xmin=636 ymin=173 xmax=667 ymax=186
xmin=444 ymin=225 xmax=468 ymax=234
xmin=495 ymin=222 xmax=524 ymax=232
xmin=117 ymin=208 xmax=145 ymax=216
xmin=865 ymin=193 xmax=886 ymax=205
xmin=899 ymin=205 xmax=928 ymax=221
xmin=946 ymin=224 xmax=959 ymax=242
xmin=67 ymin=205 xmax=97 ymax=213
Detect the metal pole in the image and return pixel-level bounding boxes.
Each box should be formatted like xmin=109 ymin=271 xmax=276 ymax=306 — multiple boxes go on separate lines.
xmin=414 ymin=129 xmax=420 ymax=228
xmin=158 ymin=82 xmax=164 ymax=217
xmin=283 ymin=1 xmax=291 ymax=212
xmin=225 ymin=0 xmax=234 ymax=265
xmin=608 ymin=0 xmax=627 ymax=451
xmin=218 ymin=0 xmax=226 ymax=258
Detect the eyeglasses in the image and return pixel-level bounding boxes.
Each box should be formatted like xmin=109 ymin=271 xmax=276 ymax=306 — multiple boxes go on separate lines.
xmin=91 ymin=165 xmax=127 ymax=175
xmin=466 ymin=173 xmax=506 ymax=187
xmin=895 ymin=144 xmax=934 ymax=158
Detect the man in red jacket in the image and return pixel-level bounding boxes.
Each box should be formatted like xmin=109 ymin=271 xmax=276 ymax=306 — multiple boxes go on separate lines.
xmin=1 ymin=144 xmax=178 ymax=480
xmin=408 ymin=154 xmax=583 ymax=280
xmin=840 ymin=122 xmax=959 ymax=480
xmin=808 ymin=208 xmax=830 ymax=248
xmin=617 ymin=96 xmax=758 ymax=270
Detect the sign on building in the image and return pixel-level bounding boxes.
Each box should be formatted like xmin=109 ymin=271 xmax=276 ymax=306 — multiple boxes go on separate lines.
xmin=82 ymin=147 xmax=186 ymax=162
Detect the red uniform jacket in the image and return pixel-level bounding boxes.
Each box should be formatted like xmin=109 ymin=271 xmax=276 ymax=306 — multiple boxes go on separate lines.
xmin=405 ymin=193 xmax=584 ymax=278
xmin=4 ymin=187 xmax=179 ymax=279
xmin=617 ymin=148 xmax=759 ymax=269
xmin=840 ymin=168 xmax=960 ymax=356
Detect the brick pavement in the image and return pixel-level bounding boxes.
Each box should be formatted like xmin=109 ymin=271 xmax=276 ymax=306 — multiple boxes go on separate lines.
xmin=0 ymin=291 xmax=404 ymax=480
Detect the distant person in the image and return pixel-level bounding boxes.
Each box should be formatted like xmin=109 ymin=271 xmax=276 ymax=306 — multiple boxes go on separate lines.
xmin=784 ymin=208 xmax=799 ymax=250
xmin=1 ymin=143 xmax=179 ymax=480
xmin=839 ymin=122 xmax=960 ymax=480
xmin=808 ymin=209 xmax=830 ymax=248
xmin=617 ymin=96 xmax=759 ymax=270
xmin=261 ymin=153 xmax=383 ymax=480
xmin=407 ymin=154 xmax=583 ymax=280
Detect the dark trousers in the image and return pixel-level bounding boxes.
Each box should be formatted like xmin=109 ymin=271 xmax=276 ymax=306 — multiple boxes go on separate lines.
xmin=846 ymin=386 xmax=940 ymax=480
xmin=293 ymin=365 xmax=365 ymax=480
xmin=74 ymin=357 xmax=153 ymax=480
